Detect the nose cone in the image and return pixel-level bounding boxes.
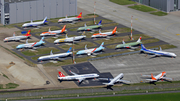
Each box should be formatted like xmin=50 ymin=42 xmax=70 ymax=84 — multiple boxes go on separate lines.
xmin=54 ymin=39 xmax=59 ymax=43
xmin=4 ymin=38 xmax=8 ymax=41
xmin=91 ymin=35 xmax=95 ymax=38
xmin=22 ymin=24 xmax=27 ymax=27
xmin=172 ymin=53 xmax=177 ymax=57
xmin=16 ymin=45 xmax=22 ymax=49
xmin=58 ymin=19 xmax=63 ymax=22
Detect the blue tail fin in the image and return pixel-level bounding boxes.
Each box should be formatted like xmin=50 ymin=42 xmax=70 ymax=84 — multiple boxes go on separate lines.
xmin=99 ymin=42 xmax=104 ymax=48
xmin=141 ymin=44 xmax=146 ymax=50
xmin=67 ymin=47 xmax=72 ymax=53
xmin=43 ymin=17 xmax=48 ymax=23
xmin=97 ymin=20 xmax=102 ymax=25
xmin=39 ymin=37 xmax=45 ymax=43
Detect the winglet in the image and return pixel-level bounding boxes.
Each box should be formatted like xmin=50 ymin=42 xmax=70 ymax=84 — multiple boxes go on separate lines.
xmin=97 ymin=20 xmax=102 ymax=25
xmin=85 ymin=44 xmax=88 ymax=50
xmin=99 ymin=29 xmax=101 ymax=33
xmin=159 ymin=46 xmax=162 ymax=51
xmin=48 ymin=28 xmax=51 ymax=32
xmin=26 ymin=39 xmax=28 ymax=44
xmin=67 ymin=47 xmax=72 ymax=53
xmin=65 ymin=34 xmax=68 ymax=38
xmin=122 ymin=39 xmax=125 ymax=44
xmin=76 ymin=12 xmax=82 ymax=18
xmin=84 ymin=23 xmax=87 ymax=27
xmin=13 ymin=32 xmax=15 ymax=37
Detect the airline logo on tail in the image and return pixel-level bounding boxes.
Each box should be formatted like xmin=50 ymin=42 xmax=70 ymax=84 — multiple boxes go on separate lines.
xmin=59 ymin=71 xmax=65 ymax=77
xmin=76 ymin=12 xmax=82 ymax=18
xmin=24 ymin=30 xmax=31 ymax=36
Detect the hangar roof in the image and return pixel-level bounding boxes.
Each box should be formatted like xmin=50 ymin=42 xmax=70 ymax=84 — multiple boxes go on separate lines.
xmin=4 ymin=0 xmax=36 ymax=3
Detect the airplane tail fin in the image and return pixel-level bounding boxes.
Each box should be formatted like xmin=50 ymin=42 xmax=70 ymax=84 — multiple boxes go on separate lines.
xmin=61 ymin=25 xmax=66 ymax=33
xmin=151 ymin=73 xmax=156 ymax=80
xmin=141 ymin=44 xmax=146 ymax=50
xmin=43 ymin=17 xmax=48 ymax=23
xmin=137 ymin=36 xmax=142 ymax=43
xmin=99 ymin=42 xmax=104 ymax=48
xmin=24 ymin=30 xmax=31 ymax=36
xmin=67 ymin=47 xmax=72 ymax=53
xmin=112 ymin=27 xmax=117 ymax=34
xmin=97 ymin=20 xmax=102 ymax=25
xmin=76 ymin=12 xmax=82 ymax=18
xmin=39 ymin=37 xmax=45 ymax=43
xmin=58 ymin=71 xmax=66 ymax=77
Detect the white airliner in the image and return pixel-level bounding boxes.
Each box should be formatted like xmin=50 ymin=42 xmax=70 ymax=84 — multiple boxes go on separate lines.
xmin=58 ymin=12 xmax=82 ymax=23
xmin=4 ymin=30 xmax=31 ymax=42
xmin=37 ymin=47 xmax=72 ymax=62
xmin=91 ymin=27 xmax=117 ymax=38
xmin=58 ymin=70 xmax=99 ymax=84
xmin=101 ymin=73 xmax=130 ymax=87
xmin=40 ymin=25 xmax=67 ymax=37
xmin=140 ymin=44 xmax=177 ymax=58
xmin=54 ymin=34 xmax=86 ymax=44
xmin=142 ymin=71 xmax=173 ymax=82
xmin=22 ymin=17 xmax=48 ymax=28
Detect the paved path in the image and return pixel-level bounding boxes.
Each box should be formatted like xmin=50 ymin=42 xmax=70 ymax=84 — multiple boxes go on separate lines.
xmin=78 ymin=0 xmax=180 ymax=48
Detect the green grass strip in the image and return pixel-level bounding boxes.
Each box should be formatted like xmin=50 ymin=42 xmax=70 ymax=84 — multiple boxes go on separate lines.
xmin=128 ymin=5 xmax=157 ymax=12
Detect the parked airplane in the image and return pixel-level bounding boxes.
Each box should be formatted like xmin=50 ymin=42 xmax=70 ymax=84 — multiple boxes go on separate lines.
xmin=4 ymin=30 xmax=31 ymax=42
xmin=101 ymin=73 xmax=130 ymax=88
xmin=140 ymin=44 xmax=177 ymax=58
xmin=54 ymin=33 xmax=86 ymax=44
xmin=115 ymin=37 xmax=142 ymax=49
xmin=58 ymin=70 xmax=99 ymax=84
xmin=37 ymin=47 xmax=72 ymax=62
xmin=40 ymin=25 xmax=67 ymax=37
xmin=91 ymin=27 xmax=117 ymax=38
xmin=76 ymin=42 xmax=105 ymax=56
xmin=58 ymin=12 xmax=82 ymax=23
xmin=77 ymin=20 xmax=102 ymax=31
xmin=16 ymin=37 xmax=45 ymax=49
xmin=22 ymin=17 xmax=48 ymax=28
xmin=141 ymin=71 xmax=173 ymax=83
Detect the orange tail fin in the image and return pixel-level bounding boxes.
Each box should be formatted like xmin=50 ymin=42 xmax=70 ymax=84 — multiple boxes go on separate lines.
xmin=112 ymin=27 xmax=117 ymax=34
xmin=59 ymin=71 xmax=65 ymax=77
xmin=76 ymin=12 xmax=82 ymax=18
xmin=24 ymin=30 xmax=31 ymax=36
xmin=61 ymin=25 xmax=66 ymax=33
xmin=151 ymin=73 xmax=156 ymax=80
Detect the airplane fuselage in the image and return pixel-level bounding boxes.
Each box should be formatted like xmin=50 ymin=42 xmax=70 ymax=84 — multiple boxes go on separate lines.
xmin=91 ymin=31 xmax=114 ymax=38
xmin=58 ymin=17 xmax=80 ymax=23
xmin=38 ymin=52 xmax=72 ymax=61
xmin=116 ymin=42 xmax=141 ymax=49
xmin=16 ymin=42 xmax=44 ymax=49
xmin=76 ymin=47 xmax=105 ymax=55
xmin=40 ymin=29 xmax=67 ymax=37
xmin=22 ymin=21 xmax=44 ymax=28
xmin=4 ymin=36 xmax=28 ymax=42
xmin=54 ymin=35 xmax=86 ymax=43
xmin=58 ymin=73 xmax=99 ymax=81
xmin=141 ymin=48 xmax=177 ymax=57
xmin=77 ymin=25 xmax=102 ymax=31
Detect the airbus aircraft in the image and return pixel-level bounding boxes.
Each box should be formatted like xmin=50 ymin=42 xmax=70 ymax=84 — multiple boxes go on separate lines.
xmin=77 ymin=20 xmax=102 ymax=31
xmin=37 ymin=47 xmax=72 ymax=62
xmin=115 ymin=37 xmax=142 ymax=49
xmin=142 ymin=71 xmax=173 ymax=83
xmin=140 ymin=44 xmax=177 ymax=58
xmin=91 ymin=27 xmax=117 ymax=38
xmin=40 ymin=25 xmax=67 ymax=37
xmin=16 ymin=37 xmax=45 ymax=49
xmin=57 ymin=70 xmax=99 ymax=84
xmin=76 ymin=42 xmax=105 ymax=56
xmin=4 ymin=30 xmax=31 ymax=42
xmin=22 ymin=17 xmax=48 ymax=28
xmin=54 ymin=34 xmax=86 ymax=44
xmin=100 ymin=73 xmax=131 ymax=87
xmin=58 ymin=12 xmax=82 ymax=23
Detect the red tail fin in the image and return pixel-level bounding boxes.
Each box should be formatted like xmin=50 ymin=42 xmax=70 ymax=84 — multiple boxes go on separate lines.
xmin=76 ymin=12 xmax=82 ymax=18
xmin=59 ymin=71 xmax=65 ymax=77
xmin=112 ymin=27 xmax=117 ymax=34
xmin=61 ymin=25 xmax=66 ymax=33
xmin=24 ymin=30 xmax=31 ymax=36
xmin=151 ymin=73 xmax=156 ymax=80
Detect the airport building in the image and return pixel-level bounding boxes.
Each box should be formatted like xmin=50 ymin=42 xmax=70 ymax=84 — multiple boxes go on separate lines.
xmin=0 ymin=0 xmax=77 ymax=25
xmin=133 ymin=0 xmax=180 ymax=12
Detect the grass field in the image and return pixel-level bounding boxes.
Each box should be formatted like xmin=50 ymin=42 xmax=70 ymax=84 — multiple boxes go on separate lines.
xmin=150 ymin=11 xmax=168 ymax=16
xmin=21 ymin=47 xmax=59 ymax=56
xmin=110 ymin=0 xmax=136 ymax=5
xmin=128 ymin=5 xmax=157 ymax=12
xmin=48 ymin=92 xmax=180 ymax=101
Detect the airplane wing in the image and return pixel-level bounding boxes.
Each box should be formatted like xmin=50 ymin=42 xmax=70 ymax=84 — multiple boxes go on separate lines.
xmin=116 ymin=79 xmax=131 ymax=83
xmin=141 ymin=74 xmax=156 ymax=78
xmin=146 ymin=79 xmax=157 ymax=82
xmin=98 ymin=78 xmax=113 ymax=81
xmin=162 ymin=77 xmax=173 ymax=81
xmin=69 ymin=70 xmax=78 ymax=75
xmin=77 ymin=78 xmax=85 ymax=83
xmin=50 ymin=57 xmax=62 ymax=60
